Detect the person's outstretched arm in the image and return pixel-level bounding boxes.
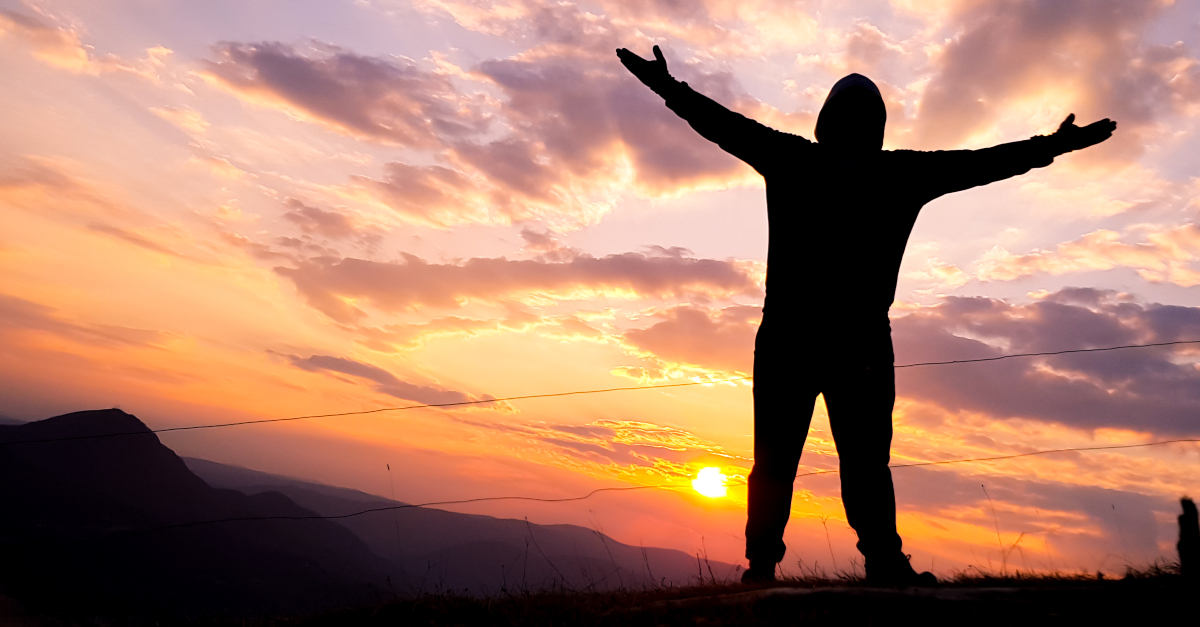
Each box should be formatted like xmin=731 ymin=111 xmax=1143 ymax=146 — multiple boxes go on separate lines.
xmin=925 ymin=114 xmax=1117 ymax=197
xmin=616 ymin=46 xmax=804 ymax=172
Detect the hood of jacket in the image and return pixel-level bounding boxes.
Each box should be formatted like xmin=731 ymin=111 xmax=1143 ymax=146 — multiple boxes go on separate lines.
xmin=814 ymin=73 xmax=886 ymax=152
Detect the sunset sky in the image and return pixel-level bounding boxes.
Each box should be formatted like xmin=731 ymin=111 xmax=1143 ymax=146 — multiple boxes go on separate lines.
xmin=3 ymin=0 xmax=1200 ymax=576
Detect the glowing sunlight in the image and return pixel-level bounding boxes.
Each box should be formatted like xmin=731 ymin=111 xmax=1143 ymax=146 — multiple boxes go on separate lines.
xmin=692 ymin=467 xmax=729 ymax=498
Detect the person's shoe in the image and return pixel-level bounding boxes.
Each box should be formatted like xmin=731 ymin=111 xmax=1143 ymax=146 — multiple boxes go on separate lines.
xmin=740 ymin=561 xmax=778 ymax=584
xmin=865 ymin=553 xmax=938 ymax=587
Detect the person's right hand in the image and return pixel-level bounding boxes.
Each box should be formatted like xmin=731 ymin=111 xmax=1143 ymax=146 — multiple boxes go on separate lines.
xmin=1052 ymin=113 xmax=1117 ymax=153
xmin=617 ymin=45 xmax=671 ymax=89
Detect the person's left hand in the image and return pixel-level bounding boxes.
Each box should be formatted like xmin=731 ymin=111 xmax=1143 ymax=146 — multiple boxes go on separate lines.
xmin=1053 ymin=113 xmax=1117 ymax=152
xmin=616 ymin=45 xmax=671 ymax=90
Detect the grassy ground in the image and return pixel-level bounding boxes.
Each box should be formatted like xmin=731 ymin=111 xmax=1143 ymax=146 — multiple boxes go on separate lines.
xmin=4 ymin=566 xmax=1195 ymax=626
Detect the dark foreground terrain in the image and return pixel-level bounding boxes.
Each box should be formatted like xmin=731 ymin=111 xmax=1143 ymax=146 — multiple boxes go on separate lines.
xmin=1 ymin=572 xmax=1194 ymax=626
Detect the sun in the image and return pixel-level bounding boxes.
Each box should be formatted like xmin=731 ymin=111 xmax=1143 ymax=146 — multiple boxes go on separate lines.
xmin=692 ymin=467 xmax=728 ymax=498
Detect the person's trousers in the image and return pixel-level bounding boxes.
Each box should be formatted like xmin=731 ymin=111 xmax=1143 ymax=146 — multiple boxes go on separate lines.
xmin=744 ymin=319 xmax=903 ymax=564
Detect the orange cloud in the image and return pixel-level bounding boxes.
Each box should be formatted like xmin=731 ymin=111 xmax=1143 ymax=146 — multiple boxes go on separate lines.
xmin=904 ymin=256 xmax=971 ymax=292
xmin=85 ymin=222 xmax=188 ymax=259
xmin=0 ymin=7 xmax=173 ymax=79
xmin=622 ymin=304 xmax=760 ymax=375
xmin=0 ymin=293 xmax=170 ymax=349
xmin=976 ymin=224 xmax=1200 ymax=286
xmin=0 ymin=157 xmax=221 ymax=264
xmin=151 ymin=106 xmax=211 ymax=135
xmin=274 ymin=250 xmax=762 ymax=322
xmin=453 ymin=414 xmax=747 ymax=484
xmin=0 ymin=7 xmax=91 ymax=72
xmin=351 ymin=306 xmax=608 ymax=352
xmin=0 ymin=156 xmax=126 ymax=219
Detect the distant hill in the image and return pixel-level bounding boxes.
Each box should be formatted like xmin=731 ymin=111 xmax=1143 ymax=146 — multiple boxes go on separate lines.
xmin=0 ymin=409 xmax=392 ymax=617
xmin=0 ymin=408 xmax=736 ymax=619
xmin=184 ymin=458 xmax=739 ymax=594
xmin=184 ymin=454 xmax=739 ymax=590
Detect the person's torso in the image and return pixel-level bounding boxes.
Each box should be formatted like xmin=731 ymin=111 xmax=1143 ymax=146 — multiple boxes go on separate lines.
xmin=758 ymin=148 xmax=933 ymax=324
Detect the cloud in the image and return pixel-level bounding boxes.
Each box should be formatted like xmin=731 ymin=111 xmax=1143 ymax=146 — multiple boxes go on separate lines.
xmin=274 ymin=250 xmax=762 ymax=322
xmin=892 ymin=288 xmax=1200 ymax=436
xmin=85 ymin=222 xmax=186 ymax=258
xmin=0 ymin=157 xmax=214 ymax=262
xmin=0 ymin=293 xmax=168 ymax=348
xmin=914 ymin=0 xmax=1200 ymax=156
xmin=519 ymin=228 xmax=569 ymax=255
xmin=416 ymin=0 xmax=1199 ymax=171
xmin=467 ymin=44 xmax=757 ymax=194
xmin=0 ymin=7 xmax=92 ymax=72
xmin=356 ymin=316 xmax=514 ymax=352
xmin=516 ymin=229 xmax=579 ymax=262
xmin=1 ymin=157 xmax=218 ymax=263
xmin=347 ymin=161 xmax=495 ymax=228
xmin=0 ymin=156 xmax=124 ymax=217
xmin=347 ymin=44 xmax=767 ymax=229
xmin=284 ymin=353 xmax=495 ymax=407
xmin=188 ymin=154 xmax=248 ymax=180
xmin=622 ymin=304 xmax=761 ymax=374
xmin=889 ymin=463 xmax=1171 ymax=560
xmin=150 ymin=106 xmax=211 ymax=135
xmin=455 ymin=415 xmax=744 ymax=479
xmin=904 ymin=256 xmax=972 ymax=291
xmin=0 ymin=7 xmax=173 ymax=79
xmin=218 ymin=230 xmax=296 ymax=263
xmin=795 ymin=20 xmax=911 ymax=81
xmin=842 ymin=22 xmax=907 ymax=75
xmin=352 ymin=307 xmax=600 ymax=352
xmin=418 ymin=0 xmax=822 ymax=56
xmin=975 ymin=224 xmax=1200 ymax=287
xmin=281 ymin=198 xmax=359 ymax=239
xmin=205 ymin=3 xmax=812 ymax=229
xmin=200 ymin=41 xmax=489 ymax=148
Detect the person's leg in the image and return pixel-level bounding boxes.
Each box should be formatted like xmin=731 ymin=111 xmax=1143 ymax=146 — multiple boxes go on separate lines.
xmin=824 ymin=362 xmax=936 ymax=585
xmin=744 ymin=323 xmax=819 ymax=575
xmin=823 ymin=362 xmax=902 ymax=561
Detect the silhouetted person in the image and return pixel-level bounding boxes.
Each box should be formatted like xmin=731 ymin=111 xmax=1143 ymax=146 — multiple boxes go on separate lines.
xmin=1181 ymin=497 xmax=1199 ymax=579
xmin=617 ymin=45 xmax=1116 ymax=586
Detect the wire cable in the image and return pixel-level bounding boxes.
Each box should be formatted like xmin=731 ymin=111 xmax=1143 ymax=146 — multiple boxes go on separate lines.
xmin=66 ymin=436 xmax=1200 ymax=543
xmin=793 ymin=437 xmax=1200 ymax=479
xmin=5 ymin=338 xmax=1200 ymax=448
xmin=0 ymin=379 xmax=752 ymax=447
xmin=893 ymin=339 xmax=1200 ymax=368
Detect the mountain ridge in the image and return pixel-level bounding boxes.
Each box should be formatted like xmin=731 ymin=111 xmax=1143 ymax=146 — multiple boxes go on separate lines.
xmin=184 ymin=456 xmax=740 ymax=592
xmin=1 ymin=409 xmax=394 ymax=617
xmin=1 ymin=408 xmax=737 ymax=618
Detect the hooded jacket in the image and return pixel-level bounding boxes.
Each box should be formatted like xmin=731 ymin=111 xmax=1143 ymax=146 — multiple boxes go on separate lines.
xmin=655 ymin=75 xmax=1061 ymax=361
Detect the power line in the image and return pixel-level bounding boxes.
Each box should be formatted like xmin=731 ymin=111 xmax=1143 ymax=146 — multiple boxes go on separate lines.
xmin=0 ymin=374 xmax=748 ymax=444
xmin=794 ymin=437 xmax=1200 ymax=479
xmin=893 ymin=339 xmax=1200 ymax=368
xmin=66 ymin=436 xmax=1200 ymax=543
xmin=4 ymin=338 xmax=1199 ymax=448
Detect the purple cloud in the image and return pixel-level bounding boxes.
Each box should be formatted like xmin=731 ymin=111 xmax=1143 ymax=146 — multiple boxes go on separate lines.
xmin=285 ymin=353 xmax=493 ymax=407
